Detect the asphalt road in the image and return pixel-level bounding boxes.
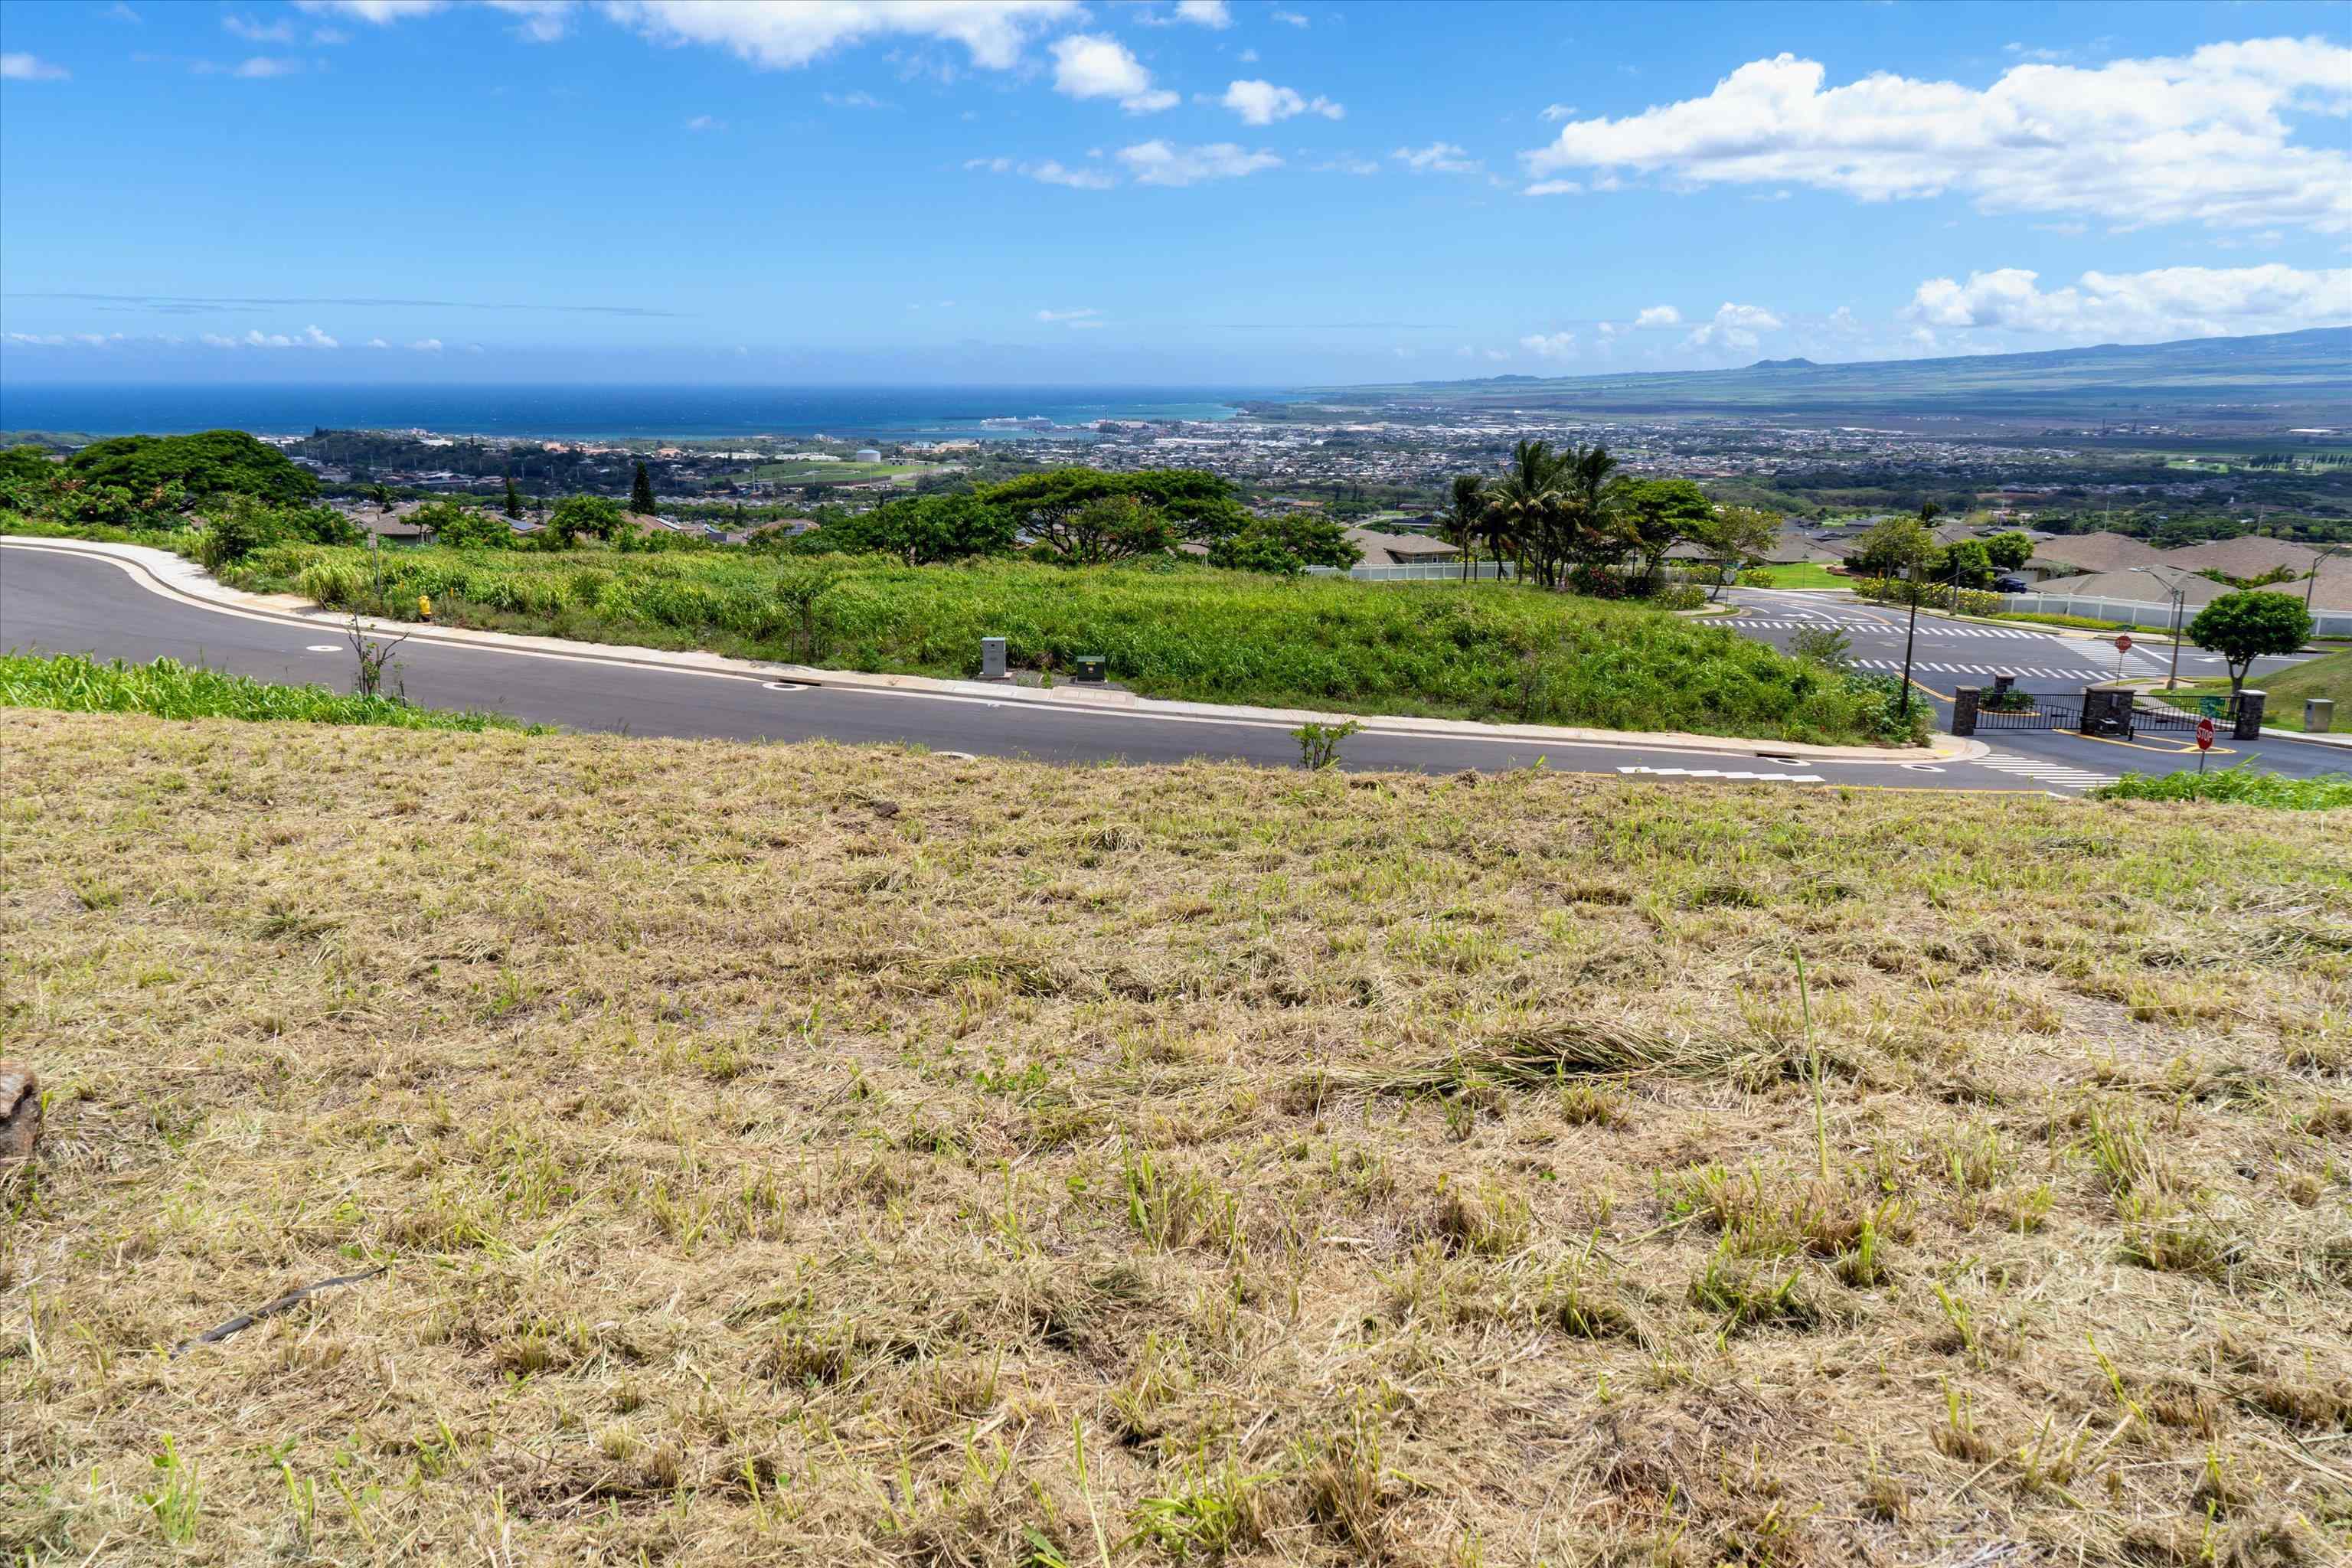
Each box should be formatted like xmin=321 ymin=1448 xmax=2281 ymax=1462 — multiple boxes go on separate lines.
xmin=1715 ymin=587 xmax=2341 ymax=789
xmin=5 ymin=543 xmax=2338 ymax=794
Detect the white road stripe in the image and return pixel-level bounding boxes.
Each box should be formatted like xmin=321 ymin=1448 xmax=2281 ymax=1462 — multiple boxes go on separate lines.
xmin=1617 ymin=766 xmax=1826 ymax=782
xmin=1971 ymin=750 xmax=2120 ymax=794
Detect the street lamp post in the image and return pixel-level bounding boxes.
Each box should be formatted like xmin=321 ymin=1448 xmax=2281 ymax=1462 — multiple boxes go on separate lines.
xmin=2308 ymin=544 xmax=2347 ymax=613
xmin=2128 ymin=565 xmax=2190 ymax=691
xmin=1898 ymin=558 xmax=1922 ymax=722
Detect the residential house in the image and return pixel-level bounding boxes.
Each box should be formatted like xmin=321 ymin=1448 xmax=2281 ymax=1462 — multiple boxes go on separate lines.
xmin=2017 ymin=531 xmax=2171 ymax=582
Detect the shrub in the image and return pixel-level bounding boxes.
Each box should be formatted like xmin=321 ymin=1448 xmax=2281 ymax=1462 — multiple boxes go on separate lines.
xmin=2093 ymin=764 xmax=2350 ymax=811
xmin=0 ymin=653 xmax=537 ymax=732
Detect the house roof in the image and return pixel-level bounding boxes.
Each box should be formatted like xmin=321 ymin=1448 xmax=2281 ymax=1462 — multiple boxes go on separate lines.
xmin=2026 ymin=569 xmax=2230 ymax=609
xmin=2155 ymin=536 xmax=2321 ymax=579
xmin=1343 ymin=526 xmax=1459 ymax=564
xmin=2024 ymin=531 xmax=2171 ymax=576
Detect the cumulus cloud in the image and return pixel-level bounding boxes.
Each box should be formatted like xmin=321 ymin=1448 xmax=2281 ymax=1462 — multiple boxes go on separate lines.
xmin=1036 ymin=307 xmax=1101 ymax=322
xmin=365 ymin=337 xmax=390 ymax=348
xmin=1906 ymin=264 xmax=2352 ymax=339
xmin=1270 ymin=9 xmax=1307 ymax=25
xmin=1174 ymin=0 xmax=1230 ymax=25
xmin=426 ymin=0 xmax=1084 ymax=68
xmin=1523 ymin=179 xmax=1580 ymax=196
xmin=1633 ymin=305 xmax=1681 ymax=328
xmin=1393 ymin=142 xmax=1481 ymax=175
xmin=408 ymin=338 xmax=444 ymax=351
xmin=5 ymin=333 xmax=68 ymax=346
xmin=1540 ymin=103 xmax=1576 ymax=122
xmin=1520 ymin=332 xmax=1577 ymax=360
xmin=232 ymin=56 xmax=305 ymax=77
xmin=822 ymin=90 xmax=890 ymax=109
xmin=1116 ymin=139 xmax=1280 ymax=186
xmin=1051 ymin=34 xmax=1178 ymax=113
xmin=1 ymin=52 xmax=70 ymax=80
xmin=1684 ymin=303 xmax=1782 ymax=351
xmin=1220 ymin=78 xmax=1342 ymax=125
xmin=1521 ymin=39 xmax=2352 ymax=233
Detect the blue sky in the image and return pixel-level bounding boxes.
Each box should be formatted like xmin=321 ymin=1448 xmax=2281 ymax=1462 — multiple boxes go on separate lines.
xmin=2 ymin=0 xmax=2347 ymax=386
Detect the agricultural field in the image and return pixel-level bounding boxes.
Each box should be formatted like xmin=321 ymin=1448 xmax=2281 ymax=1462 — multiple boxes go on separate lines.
xmin=744 ymin=460 xmax=937 ymax=486
xmin=4 ymin=710 xmax=2347 ymax=1564
xmin=222 ymin=543 xmax=1912 ymax=744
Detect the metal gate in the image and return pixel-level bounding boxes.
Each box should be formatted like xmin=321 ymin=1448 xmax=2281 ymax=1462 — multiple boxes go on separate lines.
xmin=1971 ymin=694 xmax=2083 ymax=731
xmin=2134 ymin=694 xmax=2231 ymax=735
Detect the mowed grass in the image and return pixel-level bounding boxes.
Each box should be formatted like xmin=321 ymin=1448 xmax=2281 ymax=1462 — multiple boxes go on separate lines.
xmin=2154 ymin=649 xmax=2350 ymax=733
xmin=225 ymin=543 xmax=1901 ymax=743
xmin=5 ymin=710 xmax=2350 ymax=1566
xmin=0 ymin=652 xmax=540 ymax=733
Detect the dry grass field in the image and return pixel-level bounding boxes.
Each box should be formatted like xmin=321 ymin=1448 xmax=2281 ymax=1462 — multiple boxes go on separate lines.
xmin=3 ymin=708 xmax=2347 ymax=1566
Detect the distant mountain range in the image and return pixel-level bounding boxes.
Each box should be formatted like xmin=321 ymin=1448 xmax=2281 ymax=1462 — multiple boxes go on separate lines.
xmin=1288 ymin=327 xmax=2352 ymax=430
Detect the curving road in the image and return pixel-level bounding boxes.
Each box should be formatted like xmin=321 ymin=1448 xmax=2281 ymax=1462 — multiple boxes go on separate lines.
xmin=2 ymin=542 xmax=2331 ymax=790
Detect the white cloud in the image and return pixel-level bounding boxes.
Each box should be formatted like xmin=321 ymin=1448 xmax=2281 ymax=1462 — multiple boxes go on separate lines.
xmin=293 ymin=0 xmax=577 ymax=38
xmin=487 ymin=1 xmax=572 ymax=42
xmin=1523 ymin=178 xmax=1580 ymax=196
xmin=293 ymin=1 xmax=447 ymax=20
xmin=464 ymin=342 xmax=485 ymax=354
xmin=1116 ymin=139 xmax=1281 ymax=186
xmin=1633 ymin=305 xmax=1681 ymax=328
xmin=1270 ymin=9 xmax=1307 ymax=24
xmin=299 ymin=324 xmax=338 ymax=348
xmin=1312 ymin=155 xmax=1380 ymax=175
xmin=684 ymin=113 xmax=721 ymax=130
xmin=1905 ymin=264 xmax=2352 ymax=339
xmin=1540 ymin=103 xmax=1575 ymax=122
xmin=224 ymin=13 xmax=296 ymax=42
xmin=967 ymin=155 xmax=1114 ymax=189
xmin=1393 ymin=142 xmax=1481 ymax=175
xmin=1036 ymin=307 xmax=1100 ymax=322
xmin=1 ymin=52 xmax=70 ymax=80
xmin=1174 ymin=0 xmax=1230 ymax=26
xmin=1520 ymin=332 xmax=1576 ymax=359
xmin=1220 ymin=78 xmax=1341 ymax=125
xmin=1050 ymin=34 xmax=1177 ymax=113
xmin=1522 ymin=39 xmax=2352 ymax=234
xmin=408 ymin=338 xmax=444 ymax=351
xmin=233 ymin=56 xmax=305 ymax=77
xmin=365 ymin=337 xmax=391 ymax=348
xmin=1685 ymin=302 xmax=1782 ymax=351
xmin=590 ymin=1 xmax=1079 ymax=69
xmin=822 ymin=90 xmax=890 ymax=109
xmin=5 ymin=333 xmax=67 ymax=346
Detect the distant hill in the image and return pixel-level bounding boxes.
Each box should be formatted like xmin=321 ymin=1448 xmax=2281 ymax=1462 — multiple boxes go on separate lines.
xmin=1285 ymin=328 xmax=2352 ymax=429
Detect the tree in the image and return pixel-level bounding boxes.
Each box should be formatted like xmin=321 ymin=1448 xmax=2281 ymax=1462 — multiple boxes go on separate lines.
xmin=1206 ymin=511 xmax=1361 ymax=575
xmin=1440 ymin=475 xmax=1486 ymax=583
xmin=1614 ymin=478 xmax=1713 ymax=583
xmin=1680 ymin=503 xmax=1780 ymax=599
xmin=414 ymin=501 xmax=514 ymax=549
xmin=629 ymin=461 xmax=658 ymax=515
xmin=548 ymin=495 xmax=626 ymax=547
xmin=1984 ymin=531 xmax=2035 ymax=572
xmin=819 ymin=492 xmax=1016 ymax=565
xmin=975 ymin=467 xmax=1252 ymax=564
xmin=1844 ymin=515 xmax=1936 ymax=580
xmin=64 ymin=430 xmax=317 ymax=505
xmin=1480 ymin=439 xmax=1566 ymax=587
xmin=2186 ymin=590 xmax=2314 ymax=698
xmin=1936 ymin=537 xmax=1994 ymax=590
xmin=503 ymin=473 xmax=524 ymax=520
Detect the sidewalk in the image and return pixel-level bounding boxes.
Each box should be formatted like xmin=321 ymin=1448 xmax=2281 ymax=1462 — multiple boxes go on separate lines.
xmin=4 ymin=535 xmax=1985 ymax=765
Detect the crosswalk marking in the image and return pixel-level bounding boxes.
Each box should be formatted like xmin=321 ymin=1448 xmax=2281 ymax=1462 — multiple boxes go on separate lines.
xmin=1853 ymin=658 xmax=2097 ymax=680
xmin=1740 ymin=619 xmax=2081 ymax=641
xmin=1971 ymin=751 xmax=2120 ymax=794
xmin=1617 ymin=766 xmax=1827 ymax=782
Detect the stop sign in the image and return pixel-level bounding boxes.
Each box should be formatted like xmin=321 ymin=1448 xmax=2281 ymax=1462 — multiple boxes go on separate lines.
xmin=2196 ymin=717 xmax=2216 ymax=751
xmin=2114 ymin=633 xmax=2133 ymax=653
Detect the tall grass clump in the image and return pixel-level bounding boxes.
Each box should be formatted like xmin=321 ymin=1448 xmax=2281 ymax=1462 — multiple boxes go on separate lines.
xmin=228 ymin=544 xmax=1903 ymax=744
xmin=0 ymin=652 xmax=537 ymax=732
xmin=2093 ymin=763 xmax=2352 ymax=812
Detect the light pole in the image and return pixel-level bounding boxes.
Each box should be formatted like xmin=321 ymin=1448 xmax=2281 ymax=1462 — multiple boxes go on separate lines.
xmin=2307 ymin=544 xmax=2347 ymax=613
xmin=1897 ymin=557 xmax=1922 ymax=723
xmin=2128 ymin=565 xmax=2191 ymax=691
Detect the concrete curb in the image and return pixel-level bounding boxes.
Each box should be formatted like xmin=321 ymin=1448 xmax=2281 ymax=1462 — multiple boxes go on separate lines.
xmin=2 ymin=535 xmax=1986 ymax=765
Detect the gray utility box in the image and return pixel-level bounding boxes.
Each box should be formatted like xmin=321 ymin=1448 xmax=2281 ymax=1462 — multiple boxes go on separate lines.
xmin=979 ymin=637 xmax=1008 ymax=681
xmin=2307 ymin=697 xmax=2334 ymax=734
xmin=1073 ymin=655 xmax=1107 ymax=684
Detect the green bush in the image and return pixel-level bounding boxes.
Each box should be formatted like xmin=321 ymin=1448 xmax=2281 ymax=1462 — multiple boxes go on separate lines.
xmin=225 ymin=544 xmax=1903 ymax=744
xmin=1648 ymin=583 xmax=1707 ymax=612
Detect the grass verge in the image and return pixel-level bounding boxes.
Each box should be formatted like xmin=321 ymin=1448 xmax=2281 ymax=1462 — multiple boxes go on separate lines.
xmin=220 ymin=542 xmax=1909 ymax=744
xmin=0 ymin=652 xmax=540 ymax=732
xmin=2092 ymin=762 xmax=2352 ymax=810
xmin=4 ymin=710 xmax=2347 ymax=1564
xmin=2148 ymin=649 xmax=2350 ymax=734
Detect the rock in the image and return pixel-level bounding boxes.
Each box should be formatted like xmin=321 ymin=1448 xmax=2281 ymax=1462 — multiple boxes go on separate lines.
xmin=0 ymin=1061 xmax=37 ymax=1168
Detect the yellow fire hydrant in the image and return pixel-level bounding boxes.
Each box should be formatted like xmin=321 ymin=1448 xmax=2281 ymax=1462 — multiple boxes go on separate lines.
xmin=419 ymin=594 xmax=434 ymax=622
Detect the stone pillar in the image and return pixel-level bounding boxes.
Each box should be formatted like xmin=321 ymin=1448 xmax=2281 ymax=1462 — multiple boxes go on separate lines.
xmin=1951 ymin=686 xmax=1981 ymax=737
xmin=2233 ymin=690 xmax=2265 ymax=740
xmin=979 ymin=636 xmax=1008 ymax=681
xmin=2082 ymin=684 xmax=2135 ymax=737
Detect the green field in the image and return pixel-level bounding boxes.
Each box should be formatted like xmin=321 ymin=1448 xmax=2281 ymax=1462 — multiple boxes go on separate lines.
xmin=222 ymin=542 xmax=1912 ymax=743
xmin=744 ymin=460 xmax=934 ymax=485
xmin=1742 ymin=563 xmax=1846 ymax=590
xmin=0 ymin=652 xmax=537 ymax=732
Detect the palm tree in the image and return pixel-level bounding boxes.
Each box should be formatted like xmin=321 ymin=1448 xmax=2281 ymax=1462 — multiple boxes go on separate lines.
xmin=1442 ymin=474 xmax=1486 ymax=583
xmin=1481 ymin=439 xmax=1567 ymax=586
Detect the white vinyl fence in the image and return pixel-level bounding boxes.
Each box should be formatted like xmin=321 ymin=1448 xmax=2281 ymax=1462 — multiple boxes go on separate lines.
xmin=1999 ymin=591 xmax=2352 ymax=639
xmin=1306 ymin=560 xmax=1517 ymax=582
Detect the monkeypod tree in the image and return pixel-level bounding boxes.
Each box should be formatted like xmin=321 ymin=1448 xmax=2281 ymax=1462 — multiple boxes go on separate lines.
xmin=2187 ymin=590 xmax=2315 ymax=698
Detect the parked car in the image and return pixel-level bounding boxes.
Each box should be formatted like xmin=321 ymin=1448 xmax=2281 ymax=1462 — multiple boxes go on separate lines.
xmin=1991 ymin=574 xmax=2030 ymax=593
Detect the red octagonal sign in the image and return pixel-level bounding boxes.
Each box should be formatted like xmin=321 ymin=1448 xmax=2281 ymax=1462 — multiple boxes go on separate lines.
xmin=2114 ymin=633 xmax=2133 ymax=653
xmin=2197 ymin=717 xmax=2216 ymax=750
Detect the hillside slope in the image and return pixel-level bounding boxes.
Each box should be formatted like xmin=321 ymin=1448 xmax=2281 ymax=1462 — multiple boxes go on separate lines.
xmin=1282 ymin=326 xmax=2352 ymax=426
xmin=5 ymin=710 xmax=2347 ymax=1565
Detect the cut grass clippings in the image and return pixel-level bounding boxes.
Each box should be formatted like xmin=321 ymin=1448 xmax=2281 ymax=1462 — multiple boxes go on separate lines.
xmin=0 ymin=652 xmax=541 ymax=732
xmin=4 ymin=709 xmax=2349 ymax=1564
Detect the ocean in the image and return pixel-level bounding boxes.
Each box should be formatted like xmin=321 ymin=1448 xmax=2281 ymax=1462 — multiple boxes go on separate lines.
xmin=0 ymin=384 xmax=1279 ymax=443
